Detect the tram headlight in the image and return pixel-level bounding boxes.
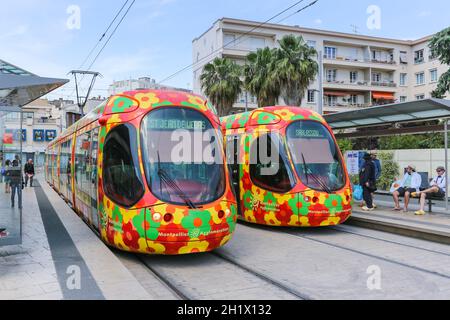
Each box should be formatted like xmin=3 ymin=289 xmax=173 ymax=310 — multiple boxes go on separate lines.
xmin=153 ymin=212 xmax=162 ymax=222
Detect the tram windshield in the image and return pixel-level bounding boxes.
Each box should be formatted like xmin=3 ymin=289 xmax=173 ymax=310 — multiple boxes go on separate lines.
xmin=141 ymin=108 xmax=225 ymax=206
xmin=286 ymin=120 xmax=346 ymax=192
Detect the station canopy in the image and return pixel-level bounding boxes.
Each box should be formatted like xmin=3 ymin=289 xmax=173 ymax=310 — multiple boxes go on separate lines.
xmin=324 ymin=98 xmax=450 ymax=132
xmin=0 ymin=59 xmax=69 ymax=111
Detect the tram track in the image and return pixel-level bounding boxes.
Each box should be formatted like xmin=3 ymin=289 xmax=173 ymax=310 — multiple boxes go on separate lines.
xmin=210 ymin=251 xmax=313 ymax=300
xmin=134 ymin=250 xmax=311 ymax=300
xmin=282 ymin=229 xmax=450 ymax=280
xmin=136 ymin=255 xmax=193 ymax=300
xmin=234 ymin=221 xmax=450 ymax=281
xmin=330 ymin=225 xmax=450 ymax=257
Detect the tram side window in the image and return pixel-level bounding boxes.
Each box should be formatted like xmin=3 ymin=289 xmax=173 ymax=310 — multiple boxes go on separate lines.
xmin=90 ymin=128 xmax=99 ymax=200
xmin=59 ymin=142 xmax=65 ymax=183
xmin=102 ymin=124 xmax=144 ymax=207
xmin=67 ymin=140 xmax=72 ymax=191
xmin=76 ymin=131 xmax=94 ymax=196
xmin=249 ymin=133 xmax=294 ymax=193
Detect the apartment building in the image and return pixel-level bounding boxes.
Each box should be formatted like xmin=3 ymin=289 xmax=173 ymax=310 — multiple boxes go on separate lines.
xmin=109 ymin=77 xmax=193 ymax=96
xmin=192 ymin=18 xmax=449 ymax=114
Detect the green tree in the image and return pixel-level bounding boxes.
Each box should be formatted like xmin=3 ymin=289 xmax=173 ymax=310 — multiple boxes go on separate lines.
xmin=271 ymin=35 xmax=318 ymax=106
xmin=429 ymin=26 xmax=450 ymax=98
xmin=244 ymin=47 xmax=280 ymax=107
xmin=200 ymin=57 xmax=243 ymax=116
xmin=379 ymin=134 xmax=444 ymax=150
xmin=377 ymin=152 xmax=400 ymax=191
xmin=337 ymin=138 xmax=353 ymax=154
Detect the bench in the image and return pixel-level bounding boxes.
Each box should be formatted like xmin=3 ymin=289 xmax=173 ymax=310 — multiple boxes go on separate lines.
xmin=414 ymin=172 xmax=445 ymax=212
xmin=375 ymin=172 xmax=445 ymax=212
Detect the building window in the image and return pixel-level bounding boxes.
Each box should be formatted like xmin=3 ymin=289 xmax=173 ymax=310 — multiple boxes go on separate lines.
xmin=224 ymin=34 xmax=236 ymax=48
xmin=430 ymin=69 xmax=438 ymax=83
xmin=326 ymin=69 xmax=337 ymax=82
xmin=429 ymin=50 xmax=438 ymax=61
xmin=416 ymin=94 xmax=425 ymax=100
xmin=307 ymin=90 xmax=316 ymax=103
xmin=416 ymin=72 xmax=425 ymax=85
xmin=307 ymin=40 xmax=316 ymax=48
xmin=400 ymin=96 xmax=407 ymax=102
xmin=326 ymin=95 xmax=337 ymax=107
xmin=414 ymin=49 xmax=425 ymax=64
xmin=372 ymin=72 xmax=381 ymax=83
xmin=372 ymin=50 xmax=382 ymax=62
xmin=400 ymin=73 xmax=407 ymax=86
xmin=324 ymin=46 xmax=337 ymax=59
xmin=349 ymin=95 xmax=358 ymax=105
xmin=350 ymin=71 xmax=358 ymax=83
xmin=249 ymin=37 xmax=266 ymax=51
xmin=400 ymin=51 xmax=408 ymax=64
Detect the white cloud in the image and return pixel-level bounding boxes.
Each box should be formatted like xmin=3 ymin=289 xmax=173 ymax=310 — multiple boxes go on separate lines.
xmin=418 ymin=11 xmax=432 ymax=17
xmin=314 ymin=19 xmax=323 ymax=25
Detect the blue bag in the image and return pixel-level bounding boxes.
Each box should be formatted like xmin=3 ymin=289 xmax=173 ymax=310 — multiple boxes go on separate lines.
xmin=353 ymin=184 xmax=363 ymax=201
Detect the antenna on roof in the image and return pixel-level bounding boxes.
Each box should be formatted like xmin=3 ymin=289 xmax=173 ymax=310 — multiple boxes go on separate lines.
xmin=350 ymin=24 xmax=359 ymax=34
xmin=69 ymin=70 xmax=103 ymax=116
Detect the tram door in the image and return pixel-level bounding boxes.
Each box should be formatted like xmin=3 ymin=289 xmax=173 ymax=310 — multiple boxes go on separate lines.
xmin=226 ymin=135 xmax=241 ymax=215
xmin=90 ymin=128 xmax=99 ymax=231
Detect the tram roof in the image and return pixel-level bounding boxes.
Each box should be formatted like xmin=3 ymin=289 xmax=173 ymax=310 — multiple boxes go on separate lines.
xmin=323 ymin=99 xmax=450 ymax=131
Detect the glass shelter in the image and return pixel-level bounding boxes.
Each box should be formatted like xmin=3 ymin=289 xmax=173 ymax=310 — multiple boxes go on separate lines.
xmin=0 ymin=59 xmax=68 ymax=246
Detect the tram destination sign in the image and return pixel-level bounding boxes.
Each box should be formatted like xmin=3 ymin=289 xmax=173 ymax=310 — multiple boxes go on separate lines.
xmin=148 ymin=118 xmax=206 ymax=130
xmin=294 ymin=129 xmax=325 ymax=138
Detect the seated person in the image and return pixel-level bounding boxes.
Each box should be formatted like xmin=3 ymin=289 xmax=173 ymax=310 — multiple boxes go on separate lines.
xmin=392 ymin=165 xmax=422 ymax=212
xmin=412 ymin=166 xmax=446 ymax=215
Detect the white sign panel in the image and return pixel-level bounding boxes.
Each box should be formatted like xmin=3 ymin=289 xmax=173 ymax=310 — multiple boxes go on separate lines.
xmin=346 ymin=151 xmax=360 ymax=175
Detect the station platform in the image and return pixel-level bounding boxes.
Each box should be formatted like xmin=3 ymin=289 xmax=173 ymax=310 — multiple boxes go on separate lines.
xmin=0 ymin=178 xmax=163 ymax=300
xmin=2 ymin=177 xmax=450 ymax=300
xmin=349 ymin=199 xmax=450 ymax=245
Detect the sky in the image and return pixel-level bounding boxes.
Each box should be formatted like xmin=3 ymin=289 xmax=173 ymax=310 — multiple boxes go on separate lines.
xmin=1 ymin=0 xmax=450 ymax=101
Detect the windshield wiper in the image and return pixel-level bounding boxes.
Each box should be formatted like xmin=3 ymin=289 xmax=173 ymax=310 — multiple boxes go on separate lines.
xmin=300 ymin=152 xmax=332 ymax=194
xmin=157 ymin=152 xmax=197 ymax=209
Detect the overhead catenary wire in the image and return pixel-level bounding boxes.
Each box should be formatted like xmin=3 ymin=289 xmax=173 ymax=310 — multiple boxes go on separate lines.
xmin=78 ymin=0 xmax=130 ymax=70
xmin=65 ymin=0 xmax=136 ymax=101
xmin=87 ymin=0 xmax=136 ymax=71
xmin=157 ymin=0 xmax=319 ymax=85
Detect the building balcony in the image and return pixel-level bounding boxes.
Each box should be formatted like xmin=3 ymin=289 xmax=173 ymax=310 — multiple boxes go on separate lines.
xmin=323 ymin=56 xmax=398 ymax=70
xmin=323 ymin=80 xmax=397 ymax=92
xmin=36 ymin=118 xmax=57 ymax=124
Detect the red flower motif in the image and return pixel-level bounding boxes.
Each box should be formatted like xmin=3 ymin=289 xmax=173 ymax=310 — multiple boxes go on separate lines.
xmin=122 ymin=222 xmax=141 ymax=250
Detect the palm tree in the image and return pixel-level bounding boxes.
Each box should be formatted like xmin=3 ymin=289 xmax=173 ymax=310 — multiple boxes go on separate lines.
xmin=271 ymin=35 xmax=318 ymax=106
xmin=200 ymin=57 xmax=242 ymax=116
xmin=244 ymin=47 xmax=280 ymax=107
xmin=429 ymin=26 xmax=450 ymax=98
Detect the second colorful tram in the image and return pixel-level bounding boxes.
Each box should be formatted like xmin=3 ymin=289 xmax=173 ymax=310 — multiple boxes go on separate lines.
xmin=45 ymin=90 xmax=237 ymax=255
xmin=221 ymin=106 xmax=352 ymax=227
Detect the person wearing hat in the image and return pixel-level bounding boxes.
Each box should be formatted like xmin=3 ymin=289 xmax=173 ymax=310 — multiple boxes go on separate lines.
xmin=412 ymin=166 xmax=447 ymax=215
xmin=359 ymin=153 xmax=376 ymax=211
xmin=392 ymin=165 xmax=422 ymax=212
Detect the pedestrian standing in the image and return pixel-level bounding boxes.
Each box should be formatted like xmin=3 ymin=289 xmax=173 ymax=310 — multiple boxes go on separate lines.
xmin=3 ymin=160 xmax=11 ymax=194
xmin=9 ymin=160 xmax=23 ymax=209
xmin=371 ymin=152 xmax=382 ymax=208
xmin=359 ymin=153 xmax=376 ymax=211
xmin=24 ymin=159 xmax=35 ymax=187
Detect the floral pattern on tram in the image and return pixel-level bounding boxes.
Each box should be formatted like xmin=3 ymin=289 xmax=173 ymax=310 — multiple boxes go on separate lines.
xmin=221 ymin=106 xmax=352 ymax=228
xmin=94 ymin=90 xmax=237 ymax=255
